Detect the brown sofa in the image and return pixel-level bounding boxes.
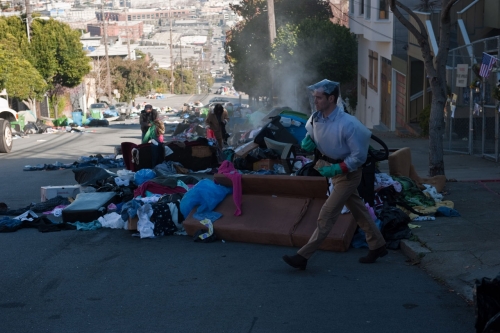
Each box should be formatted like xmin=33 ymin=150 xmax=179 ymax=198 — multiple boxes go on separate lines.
xmin=183 ymin=174 xmax=358 ymax=252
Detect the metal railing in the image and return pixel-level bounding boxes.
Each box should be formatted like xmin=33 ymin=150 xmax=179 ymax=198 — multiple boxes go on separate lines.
xmin=446 ymin=36 xmax=500 ymax=161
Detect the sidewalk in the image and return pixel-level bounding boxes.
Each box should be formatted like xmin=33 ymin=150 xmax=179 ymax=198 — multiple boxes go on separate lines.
xmin=373 ymin=130 xmax=500 ymax=302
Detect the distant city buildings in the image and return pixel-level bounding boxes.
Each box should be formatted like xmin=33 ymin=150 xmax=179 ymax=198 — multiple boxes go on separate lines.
xmin=87 ymin=20 xmax=143 ymax=40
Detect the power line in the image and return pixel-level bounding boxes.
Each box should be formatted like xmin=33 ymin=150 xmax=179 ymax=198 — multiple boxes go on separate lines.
xmin=330 ymin=2 xmax=412 ymax=45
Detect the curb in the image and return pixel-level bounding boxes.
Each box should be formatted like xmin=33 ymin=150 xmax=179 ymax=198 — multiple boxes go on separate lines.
xmin=400 ymin=239 xmax=474 ymax=302
xmin=400 ymin=239 xmax=431 ymax=262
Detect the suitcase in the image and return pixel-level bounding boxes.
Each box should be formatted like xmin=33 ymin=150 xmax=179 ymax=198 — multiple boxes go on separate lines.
xmin=121 ymin=142 xmax=153 ymax=171
xmin=62 ymin=192 xmax=118 ymax=223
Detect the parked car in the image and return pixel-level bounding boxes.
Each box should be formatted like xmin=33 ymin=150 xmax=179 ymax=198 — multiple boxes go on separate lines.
xmin=0 ymin=97 xmax=16 ymax=153
xmin=88 ymin=103 xmax=110 ymax=119
xmin=209 ymin=97 xmax=230 ymax=103
xmin=114 ymin=102 xmax=130 ymax=119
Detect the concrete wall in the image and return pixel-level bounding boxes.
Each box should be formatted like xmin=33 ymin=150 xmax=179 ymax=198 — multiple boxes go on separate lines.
xmin=356 ymin=39 xmax=392 ymax=129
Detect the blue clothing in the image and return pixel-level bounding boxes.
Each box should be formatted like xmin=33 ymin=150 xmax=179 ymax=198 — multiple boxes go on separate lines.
xmin=305 ymin=107 xmax=371 ymax=172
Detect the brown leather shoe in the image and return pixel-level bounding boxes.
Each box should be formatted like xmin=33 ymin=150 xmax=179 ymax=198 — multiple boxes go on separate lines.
xmin=282 ymin=254 xmax=307 ymax=270
xmin=359 ymin=246 xmax=388 ymax=263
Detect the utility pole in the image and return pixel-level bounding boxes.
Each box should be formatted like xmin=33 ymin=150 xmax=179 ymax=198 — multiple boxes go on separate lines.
xmin=25 ymin=0 xmax=31 ymax=42
xmin=169 ymin=0 xmax=175 ymax=94
xmin=101 ymin=6 xmax=112 ymax=101
xmin=180 ymin=38 xmax=184 ymax=94
xmin=267 ymin=0 xmax=276 ymax=106
xmin=124 ymin=6 xmax=131 ymax=60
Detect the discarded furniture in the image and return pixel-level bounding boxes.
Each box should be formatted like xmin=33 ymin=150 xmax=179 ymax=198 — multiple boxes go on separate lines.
xmin=184 ymin=174 xmax=357 ymax=252
xmin=62 ymin=192 xmax=118 ymax=223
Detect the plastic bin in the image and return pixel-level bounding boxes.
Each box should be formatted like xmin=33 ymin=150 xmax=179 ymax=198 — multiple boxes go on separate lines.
xmin=279 ymin=114 xmax=307 ymax=142
xmin=279 ymin=110 xmax=309 ymax=121
xmin=10 ymin=114 xmax=25 ymax=132
xmin=72 ymin=111 xmax=83 ymax=126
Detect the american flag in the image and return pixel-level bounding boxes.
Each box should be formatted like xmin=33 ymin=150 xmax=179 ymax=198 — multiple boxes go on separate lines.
xmin=479 ymin=52 xmax=497 ymax=78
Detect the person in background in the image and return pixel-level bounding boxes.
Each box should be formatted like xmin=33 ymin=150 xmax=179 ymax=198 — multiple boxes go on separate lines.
xmin=205 ymin=103 xmax=229 ymax=148
xmin=282 ymin=79 xmax=387 ymax=270
xmin=140 ymin=104 xmax=158 ymax=141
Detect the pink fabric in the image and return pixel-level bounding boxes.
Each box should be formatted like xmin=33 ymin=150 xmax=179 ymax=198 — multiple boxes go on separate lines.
xmin=217 ymin=160 xmax=242 ymax=216
xmin=206 ymin=129 xmax=216 ymax=139
xmin=43 ymin=205 xmax=67 ymax=215
xmin=134 ymin=182 xmax=188 ymax=197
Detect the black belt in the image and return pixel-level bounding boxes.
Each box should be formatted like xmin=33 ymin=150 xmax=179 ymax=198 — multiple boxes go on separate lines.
xmin=318 ymin=154 xmax=343 ymax=164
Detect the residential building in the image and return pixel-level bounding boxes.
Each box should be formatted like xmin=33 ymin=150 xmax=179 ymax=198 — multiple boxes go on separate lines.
xmin=349 ymin=0 xmax=499 ymax=134
xmin=97 ymin=7 xmax=193 ymax=26
xmin=87 ymin=20 xmax=143 ymax=41
xmin=349 ymin=0 xmax=418 ymax=130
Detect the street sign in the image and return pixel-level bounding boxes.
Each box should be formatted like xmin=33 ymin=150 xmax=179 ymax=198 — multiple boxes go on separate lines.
xmin=456 ymin=64 xmax=468 ymax=87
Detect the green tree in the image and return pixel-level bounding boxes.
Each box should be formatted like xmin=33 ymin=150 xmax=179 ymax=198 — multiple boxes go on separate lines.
xmin=0 ymin=18 xmax=46 ymax=110
xmin=272 ymin=19 xmax=358 ymax=110
xmin=0 ymin=39 xmax=47 ymax=105
xmin=225 ymin=0 xmax=332 ymax=102
xmin=110 ymin=57 xmax=159 ymax=102
xmin=30 ymin=19 xmax=91 ymax=117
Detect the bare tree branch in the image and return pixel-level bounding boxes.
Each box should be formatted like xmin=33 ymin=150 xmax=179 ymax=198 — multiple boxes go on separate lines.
xmin=434 ymin=0 xmax=458 ymax=82
xmin=394 ymin=0 xmax=428 ymax=40
xmin=390 ymin=0 xmax=436 ymax=76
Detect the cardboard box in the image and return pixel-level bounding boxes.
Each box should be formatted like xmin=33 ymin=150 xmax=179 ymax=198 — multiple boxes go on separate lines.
xmin=128 ymin=216 xmax=138 ymax=231
xmin=41 ymin=185 xmax=81 ymax=202
xmin=253 ymin=159 xmax=279 ymax=171
xmin=234 ymin=141 xmax=259 ymax=158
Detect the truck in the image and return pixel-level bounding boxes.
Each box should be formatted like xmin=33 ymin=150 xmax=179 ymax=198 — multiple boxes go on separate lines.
xmin=0 ymin=97 xmax=16 ymax=153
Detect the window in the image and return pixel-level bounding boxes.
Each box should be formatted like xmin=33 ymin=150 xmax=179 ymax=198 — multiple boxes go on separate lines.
xmin=368 ymin=50 xmax=378 ymax=92
xmin=366 ymin=0 xmax=371 ymax=19
xmin=350 ymin=0 xmax=354 ymax=13
xmin=360 ymin=0 xmax=364 ymax=15
xmin=379 ymin=0 xmax=389 ymax=19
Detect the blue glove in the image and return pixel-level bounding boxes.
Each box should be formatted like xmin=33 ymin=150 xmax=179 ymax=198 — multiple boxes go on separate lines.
xmin=318 ymin=164 xmax=344 ymax=177
xmin=301 ymin=135 xmax=316 ymax=152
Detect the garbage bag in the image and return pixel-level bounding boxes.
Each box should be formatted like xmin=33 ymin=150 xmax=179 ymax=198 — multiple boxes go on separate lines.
xmin=179 ymin=179 xmax=232 ymax=219
xmin=142 ymin=124 xmax=157 ymax=144
xmin=73 ymin=167 xmax=117 ymax=186
xmin=475 ymin=274 xmax=500 ymax=333
xmin=134 ymin=168 xmax=156 ymax=186
xmin=376 ymin=203 xmax=412 ymax=249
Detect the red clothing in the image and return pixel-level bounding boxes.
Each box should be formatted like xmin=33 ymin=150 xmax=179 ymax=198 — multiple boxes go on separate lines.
xmin=134 ymin=181 xmax=188 ymax=197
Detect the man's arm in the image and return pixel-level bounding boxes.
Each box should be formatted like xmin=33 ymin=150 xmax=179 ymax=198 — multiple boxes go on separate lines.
xmin=342 ymin=121 xmax=371 ymax=172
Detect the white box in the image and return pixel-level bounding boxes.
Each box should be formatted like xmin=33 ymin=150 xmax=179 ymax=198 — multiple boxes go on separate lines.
xmin=41 ymin=185 xmax=81 ymax=202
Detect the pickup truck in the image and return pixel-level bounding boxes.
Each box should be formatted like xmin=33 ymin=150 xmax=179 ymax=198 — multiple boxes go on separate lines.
xmin=0 ymin=97 xmax=16 ymax=153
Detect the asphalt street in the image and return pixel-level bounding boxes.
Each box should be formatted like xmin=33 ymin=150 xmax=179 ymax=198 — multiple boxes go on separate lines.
xmin=0 ymin=106 xmax=475 ymax=333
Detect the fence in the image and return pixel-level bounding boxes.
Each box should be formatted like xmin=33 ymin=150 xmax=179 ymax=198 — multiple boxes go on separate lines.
xmin=445 ymin=35 xmax=500 ymax=161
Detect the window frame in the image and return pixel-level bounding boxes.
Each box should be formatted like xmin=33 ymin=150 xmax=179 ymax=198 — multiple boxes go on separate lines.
xmin=368 ymin=50 xmax=379 ymax=92
xmin=378 ymin=0 xmax=389 ymax=19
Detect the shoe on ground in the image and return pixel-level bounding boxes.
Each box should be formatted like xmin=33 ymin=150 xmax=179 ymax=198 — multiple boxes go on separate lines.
xmin=359 ymin=246 xmax=388 ymax=264
xmin=282 ymin=254 xmax=307 ymax=270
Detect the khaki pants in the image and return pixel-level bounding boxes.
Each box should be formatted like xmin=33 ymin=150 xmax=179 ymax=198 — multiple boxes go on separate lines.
xmin=297 ymin=168 xmax=386 ymax=259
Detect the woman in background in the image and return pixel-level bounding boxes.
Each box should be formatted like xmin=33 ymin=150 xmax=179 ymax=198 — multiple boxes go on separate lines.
xmin=205 ymin=103 xmax=229 ymax=148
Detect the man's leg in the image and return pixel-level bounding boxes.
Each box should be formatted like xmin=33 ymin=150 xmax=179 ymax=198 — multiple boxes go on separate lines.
xmin=344 ymin=191 xmax=386 ymax=250
xmin=344 ymin=171 xmax=387 ymax=263
xmin=296 ymin=171 xmax=362 ymax=259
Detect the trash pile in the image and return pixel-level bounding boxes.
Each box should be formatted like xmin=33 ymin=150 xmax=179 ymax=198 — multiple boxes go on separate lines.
xmin=1 ymin=100 xmax=459 ymax=253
